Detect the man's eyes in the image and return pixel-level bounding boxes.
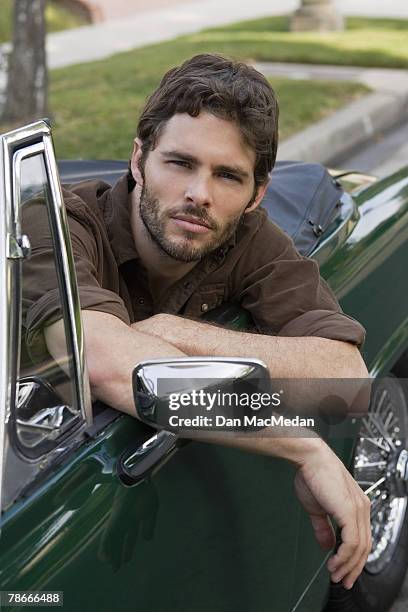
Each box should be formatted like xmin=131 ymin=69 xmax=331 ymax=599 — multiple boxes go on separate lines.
xmin=218 ymin=171 xmax=242 ymax=183
xmin=166 ymin=161 xmax=242 ymax=182
xmin=167 ymin=160 xmax=191 ymax=168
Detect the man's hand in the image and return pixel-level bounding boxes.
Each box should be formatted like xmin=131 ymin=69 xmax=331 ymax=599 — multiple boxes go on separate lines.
xmin=294 ymin=443 xmax=372 ymax=590
xmin=198 ymin=431 xmax=371 ymax=589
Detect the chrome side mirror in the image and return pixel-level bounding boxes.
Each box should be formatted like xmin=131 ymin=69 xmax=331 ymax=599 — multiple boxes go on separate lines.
xmin=116 ymin=358 xmax=270 ymax=486
xmin=132 ymin=357 xmax=270 ymax=431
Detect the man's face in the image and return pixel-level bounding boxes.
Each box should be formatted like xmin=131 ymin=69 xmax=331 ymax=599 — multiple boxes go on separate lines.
xmin=135 ymin=112 xmax=266 ymax=262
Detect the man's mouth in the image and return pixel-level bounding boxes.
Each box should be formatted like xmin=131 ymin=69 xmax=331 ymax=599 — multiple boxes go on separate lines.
xmin=171 ymin=214 xmax=213 ymax=234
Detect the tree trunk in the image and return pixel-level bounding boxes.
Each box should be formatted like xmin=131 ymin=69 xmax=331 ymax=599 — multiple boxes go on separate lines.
xmin=1 ymin=0 xmax=48 ymax=124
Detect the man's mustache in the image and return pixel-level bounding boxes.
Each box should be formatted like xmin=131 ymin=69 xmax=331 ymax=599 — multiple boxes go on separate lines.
xmin=168 ymin=204 xmax=218 ymax=230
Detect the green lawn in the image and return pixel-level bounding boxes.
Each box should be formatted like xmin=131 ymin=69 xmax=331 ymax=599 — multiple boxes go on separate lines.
xmin=49 ymin=36 xmax=368 ymax=159
xmin=203 ymin=16 xmax=408 ymax=68
xmin=10 ymin=14 xmax=408 ymax=158
xmin=51 ymin=59 xmax=367 ymax=159
xmin=0 ymin=0 xmax=86 ymax=43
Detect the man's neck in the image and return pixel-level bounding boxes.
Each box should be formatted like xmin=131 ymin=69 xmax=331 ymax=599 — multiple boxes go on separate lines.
xmin=129 ymin=189 xmax=197 ymax=298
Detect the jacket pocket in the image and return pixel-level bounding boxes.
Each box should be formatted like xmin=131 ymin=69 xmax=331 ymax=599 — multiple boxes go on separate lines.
xmin=182 ymin=283 xmax=226 ymax=318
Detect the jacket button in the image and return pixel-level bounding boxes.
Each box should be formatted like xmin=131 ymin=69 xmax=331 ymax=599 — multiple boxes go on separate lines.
xmin=139 ymin=298 xmax=145 ymax=305
xmin=201 ymin=303 xmax=209 ymax=313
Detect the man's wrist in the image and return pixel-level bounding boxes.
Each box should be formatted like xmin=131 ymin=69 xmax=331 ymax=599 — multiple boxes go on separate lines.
xmin=273 ymin=435 xmax=328 ymax=468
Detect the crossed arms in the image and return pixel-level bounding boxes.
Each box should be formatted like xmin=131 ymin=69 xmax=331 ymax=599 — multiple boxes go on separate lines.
xmin=45 ymin=309 xmax=371 ymax=590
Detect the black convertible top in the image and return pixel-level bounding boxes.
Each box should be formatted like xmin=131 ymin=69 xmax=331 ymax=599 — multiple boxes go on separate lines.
xmin=262 ymin=161 xmax=344 ymax=255
xmin=58 ymin=159 xmax=344 ymax=256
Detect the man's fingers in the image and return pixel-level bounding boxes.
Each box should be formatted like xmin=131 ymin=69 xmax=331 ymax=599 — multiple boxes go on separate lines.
xmin=341 ymin=533 xmax=371 ymax=590
xmin=343 ymin=497 xmax=372 ymax=589
xmin=310 ymin=514 xmax=336 ymax=551
xmin=295 ymin=442 xmax=372 ymax=589
xmin=341 ymin=494 xmax=372 ymax=589
xmin=327 ymin=508 xmax=358 ymax=574
xmin=329 ymin=490 xmax=371 ymax=586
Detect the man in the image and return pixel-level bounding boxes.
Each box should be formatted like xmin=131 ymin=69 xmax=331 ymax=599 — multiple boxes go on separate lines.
xmin=25 ymin=54 xmax=371 ymax=591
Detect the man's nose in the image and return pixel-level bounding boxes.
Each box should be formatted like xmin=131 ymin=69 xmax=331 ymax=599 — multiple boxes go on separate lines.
xmin=185 ymin=174 xmax=213 ymax=207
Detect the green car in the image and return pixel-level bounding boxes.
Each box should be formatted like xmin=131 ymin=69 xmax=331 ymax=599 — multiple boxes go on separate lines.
xmin=1 ymin=120 xmax=408 ymax=612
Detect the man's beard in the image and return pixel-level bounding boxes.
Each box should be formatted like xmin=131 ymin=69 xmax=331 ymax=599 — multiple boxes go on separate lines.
xmin=139 ymin=183 xmax=243 ymax=263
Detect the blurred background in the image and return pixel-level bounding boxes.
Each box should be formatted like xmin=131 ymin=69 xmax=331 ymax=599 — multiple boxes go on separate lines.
xmin=0 ymin=0 xmax=407 ymax=175
xmin=1 ymin=2 xmax=408 ymax=610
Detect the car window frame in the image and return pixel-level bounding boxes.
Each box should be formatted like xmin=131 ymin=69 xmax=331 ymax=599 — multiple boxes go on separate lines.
xmin=0 ymin=120 xmax=92 ymax=513
xmin=0 ymin=124 xmax=8 ymax=526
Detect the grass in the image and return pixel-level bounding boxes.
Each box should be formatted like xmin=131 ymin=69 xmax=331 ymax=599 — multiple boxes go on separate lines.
xmin=51 ymin=68 xmax=367 ymax=159
xmin=200 ymin=16 xmax=408 ymax=68
xmin=0 ymin=0 xmax=86 ymax=43
xmin=9 ymin=14 xmax=408 ymax=158
xmin=49 ymin=36 xmax=368 ymax=159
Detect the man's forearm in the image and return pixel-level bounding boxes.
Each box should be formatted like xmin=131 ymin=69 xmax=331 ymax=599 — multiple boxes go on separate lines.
xmin=132 ymin=315 xmax=368 ymax=379
xmin=45 ymin=313 xmax=335 ymax=456
xmin=45 ymin=311 xmax=186 ymax=416
xmin=45 ymin=310 xmax=371 ymax=583
xmin=191 ymin=425 xmax=323 ymax=464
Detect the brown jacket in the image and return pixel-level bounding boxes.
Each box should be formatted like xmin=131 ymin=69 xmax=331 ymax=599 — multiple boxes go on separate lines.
xmin=23 ymin=173 xmax=366 ymax=351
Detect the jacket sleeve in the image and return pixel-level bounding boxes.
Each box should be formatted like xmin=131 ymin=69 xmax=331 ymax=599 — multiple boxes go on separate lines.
xmin=235 ymin=214 xmax=366 ymax=348
xmin=22 ymin=193 xmax=130 ymax=361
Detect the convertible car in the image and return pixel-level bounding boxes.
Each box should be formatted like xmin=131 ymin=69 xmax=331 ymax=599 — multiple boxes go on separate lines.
xmin=0 ymin=120 xmax=408 ymax=612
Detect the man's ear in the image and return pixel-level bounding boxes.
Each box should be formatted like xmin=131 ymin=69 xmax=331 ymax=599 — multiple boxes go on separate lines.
xmin=244 ymin=177 xmax=271 ymax=214
xmin=130 ymin=137 xmax=144 ymax=187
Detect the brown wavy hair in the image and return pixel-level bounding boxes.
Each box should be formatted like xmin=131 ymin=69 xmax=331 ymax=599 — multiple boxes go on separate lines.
xmin=134 ymin=53 xmax=279 ymax=190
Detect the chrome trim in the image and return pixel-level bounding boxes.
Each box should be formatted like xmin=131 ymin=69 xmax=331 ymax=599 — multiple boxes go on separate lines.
xmin=11 ymin=142 xmax=44 ymax=235
xmin=135 ymin=355 xmax=268 ymax=370
xmin=119 ymin=430 xmax=179 ymax=486
xmin=42 ymin=130 xmax=91 ymax=425
xmin=6 ymin=233 xmax=31 ymax=260
xmin=1 ymin=130 xmax=24 ymax=487
xmin=5 ymin=143 xmax=48 ymax=442
xmin=10 ymin=140 xmax=89 ymax=431
xmin=5 ymin=142 xmax=43 ymax=260
xmin=312 ymin=192 xmax=358 ymax=269
xmin=16 ymin=404 xmax=79 ymax=448
xmin=291 ymin=552 xmax=332 ymax=612
xmin=0 ymin=131 xmax=10 ymax=525
xmin=1 ymin=120 xmax=91 ymax=465
xmin=366 ymin=498 xmax=407 ymax=574
xmin=134 ymin=356 xmax=269 ymax=404
xmin=396 ymin=449 xmax=408 ymax=490
xmin=354 ymin=379 xmax=408 ymax=574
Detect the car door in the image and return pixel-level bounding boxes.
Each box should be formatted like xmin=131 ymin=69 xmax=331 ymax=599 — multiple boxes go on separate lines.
xmin=1 ymin=121 xmax=304 ymax=612
xmin=290 ymin=177 xmax=408 ymax=610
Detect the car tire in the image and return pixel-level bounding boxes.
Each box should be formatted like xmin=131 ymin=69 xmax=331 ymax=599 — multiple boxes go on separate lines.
xmin=324 ymin=376 xmax=408 ymax=612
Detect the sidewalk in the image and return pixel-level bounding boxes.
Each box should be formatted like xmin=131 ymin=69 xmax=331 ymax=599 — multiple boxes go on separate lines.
xmin=46 ymin=0 xmax=408 ymax=69
xmin=46 ymin=0 xmax=297 ymax=69
xmin=83 ymin=0 xmax=199 ymax=21
xmin=85 ymin=0 xmax=408 ymax=23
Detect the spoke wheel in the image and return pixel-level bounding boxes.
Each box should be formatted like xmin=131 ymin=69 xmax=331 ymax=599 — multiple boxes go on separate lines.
xmin=325 ymin=376 xmax=408 ymax=612
xmin=353 ymin=379 xmax=408 ymax=574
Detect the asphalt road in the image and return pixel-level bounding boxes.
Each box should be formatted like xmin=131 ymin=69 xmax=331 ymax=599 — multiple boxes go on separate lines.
xmin=332 ymin=120 xmax=408 ymax=178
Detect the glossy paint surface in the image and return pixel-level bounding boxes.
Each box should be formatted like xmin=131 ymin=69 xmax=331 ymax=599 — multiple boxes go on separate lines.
xmin=1 ymin=160 xmax=408 ymax=612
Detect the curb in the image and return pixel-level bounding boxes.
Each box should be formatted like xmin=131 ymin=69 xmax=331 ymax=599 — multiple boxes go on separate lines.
xmin=278 ymin=90 xmax=408 ymax=165
xmin=254 ymin=63 xmax=408 ymax=165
